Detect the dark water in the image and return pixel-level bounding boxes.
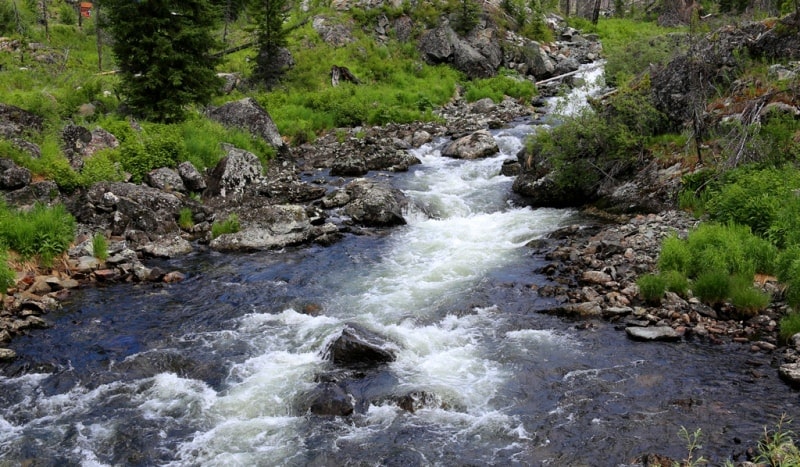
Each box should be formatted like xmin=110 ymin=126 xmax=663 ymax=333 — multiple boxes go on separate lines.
xmin=2 ymin=76 xmax=800 ymax=466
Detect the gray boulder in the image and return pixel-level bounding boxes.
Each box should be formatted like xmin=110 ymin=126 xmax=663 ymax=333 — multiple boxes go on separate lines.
xmin=207 ymin=98 xmax=286 ymax=154
xmin=205 ymin=147 xmax=263 ymax=199
xmin=344 ymin=179 xmax=408 ymax=227
xmin=779 ymin=362 xmax=800 ymax=389
xmin=146 ymin=167 xmax=186 ymax=193
xmin=330 ymin=155 xmax=368 ymax=176
xmin=71 ymin=182 xmax=183 ymax=243
xmin=209 ymin=204 xmax=316 ymax=251
xmin=441 ymin=130 xmax=499 ymax=159
xmin=324 ymin=324 xmax=396 ymax=368
xmin=177 ymin=161 xmax=207 ymax=192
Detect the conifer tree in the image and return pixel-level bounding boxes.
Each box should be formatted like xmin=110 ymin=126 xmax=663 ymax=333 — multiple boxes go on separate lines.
xmin=251 ymin=0 xmax=289 ymax=86
xmin=103 ymin=0 xmax=222 ymax=122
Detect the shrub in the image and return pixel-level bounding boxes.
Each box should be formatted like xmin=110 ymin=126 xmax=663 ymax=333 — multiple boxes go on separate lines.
xmin=662 ymin=270 xmax=690 ymax=296
xmin=637 ymin=273 xmax=667 ymax=303
xmin=463 ymin=71 xmax=536 ymax=103
xmin=693 ymin=271 xmax=730 ymax=306
xmin=211 ymin=214 xmax=240 ymax=239
xmin=92 ymin=233 xmax=108 ymax=261
xmin=728 ymin=275 xmax=770 ymax=317
xmin=80 ymin=151 xmax=125 ymax=186
xmin=115 ymin=125 xmax=187 ymax=182
xmin=658 ymin=233 xmax=691 ymax=274
xmin=178 ymin=208 xmax=194 ymax=231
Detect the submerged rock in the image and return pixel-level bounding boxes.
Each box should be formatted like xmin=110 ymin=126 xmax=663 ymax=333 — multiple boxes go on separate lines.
xmin=625 ymin=326 xmax=681 ymax=342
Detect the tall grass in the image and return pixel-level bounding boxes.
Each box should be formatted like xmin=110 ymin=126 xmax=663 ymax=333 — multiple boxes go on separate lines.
xmin=0 ymin=202 xmax=76 ymax=267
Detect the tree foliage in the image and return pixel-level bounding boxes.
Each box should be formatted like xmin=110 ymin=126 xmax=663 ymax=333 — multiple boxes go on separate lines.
xmin=251 ymin=0 xmax=290 ymax=86
xmin=103 ymin=0 xmax=222 ymax=122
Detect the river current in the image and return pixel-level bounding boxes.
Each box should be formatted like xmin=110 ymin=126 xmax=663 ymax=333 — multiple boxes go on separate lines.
xmin=1 ymin=67 xmax=799 ymax=466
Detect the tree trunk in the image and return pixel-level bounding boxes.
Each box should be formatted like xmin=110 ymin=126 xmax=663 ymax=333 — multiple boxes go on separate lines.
xmin=592 ymin=0 xmax=602 ymax=23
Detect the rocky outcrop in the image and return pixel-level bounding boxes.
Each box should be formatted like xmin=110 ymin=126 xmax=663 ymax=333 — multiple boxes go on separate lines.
xmin=69 ymin=182 xmax=184 ymax=246
xmin=207 ymin=98 xmax=286 ymax=154
xmin=343 ymin=179 xmax=408 ymax=227
xmin=0 ymin=159 xmax=32 ymax=190
xmin=441 ymin=130 xmax=499 ymax=159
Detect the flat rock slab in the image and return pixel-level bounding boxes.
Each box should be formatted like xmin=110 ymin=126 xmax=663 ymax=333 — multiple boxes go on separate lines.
xmin=625 ymin=326 xmax=681 ymax=342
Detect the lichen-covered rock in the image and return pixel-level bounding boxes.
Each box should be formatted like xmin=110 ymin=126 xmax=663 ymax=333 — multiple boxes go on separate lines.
xmin=210 ymin=204 xmax=315 ymax=251
xmin=205 ymin=147 xmax=263 ymax=199
xmin=0 ymin=103 xmax=44 ymax=139
xmin=625 ymin=326 xmax=681 ymax=342
xmin=177 ymin=161 xmax=207 ymax=192
xmin=343 ymin=179 xmax=407 ymax=227
xmin=146 ymin=167 xmax=186 ymax=193
xmin=441 ymin=130 xmax=498 ymax=160
xmin=0 ymin=159 xmax=31 ymax=190
xmin=207 ymin=98 xmax=286 ymax=154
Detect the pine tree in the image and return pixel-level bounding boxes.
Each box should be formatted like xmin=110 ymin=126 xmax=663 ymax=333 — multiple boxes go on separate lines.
xmin=103 ymin=0 xmax=222 ymax=122
xmin=251 ymin=0 xmax=289 ymax=86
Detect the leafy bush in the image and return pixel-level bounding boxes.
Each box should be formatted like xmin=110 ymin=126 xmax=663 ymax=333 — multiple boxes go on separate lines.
xmin=115 ymin=125 xmax=187 ymax=182
xmin=637 ymin=273 xmax=667 ymax=303
xmin=92 ymin=233 xmax=108 ymax=261
xmin=211 ymin=214 xmax=240 ymax=239
xmin=706 ymin=166 xmax=800 ymax=240
xmin=728 ymin=275 xmax=770 ymax=317
xmin=463 ymin=71 xmax=536 ymax=103
xmin=684 ymin=223 xmax=767 ymax=278
xmin=80 ymin=151 xmax=125 ymax=186
xmin=693 ymin=270 xmax=731 ymax=306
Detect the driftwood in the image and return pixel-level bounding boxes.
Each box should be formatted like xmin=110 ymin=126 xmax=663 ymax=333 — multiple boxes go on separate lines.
xmin=534 ymin=63 xmax=602 ymax=86
xmin=331 ymin=65 xmax=361 ymax=86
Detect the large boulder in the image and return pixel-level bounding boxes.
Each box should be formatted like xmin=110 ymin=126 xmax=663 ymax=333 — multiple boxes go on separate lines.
xmin=207 ymin=98 xmax=286 ymax=154
xmin=343 ymin=179 xmax=408 ymax=227
xmin=441 ymin=130 xmax=499 ymax=159
xmin=209 ymin=204 xmax=317 ymax=251
xmin=71 ymin=182 xmax=183 ymax=243
xmin=418 ymin=23 xmax=497 ymax=79
xmin=205 ymin=147 xmax=263 ymax=199
xmin=330 ymin=155 xmax=368 ymax=176
xmin=146 ymin=167 xmax=186 ymax=193
xmin=324 ymin=324 xmax=397 ymax=368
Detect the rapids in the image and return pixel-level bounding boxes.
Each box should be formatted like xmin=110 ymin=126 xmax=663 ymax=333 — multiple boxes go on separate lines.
xmin=1 ymin=66 xmax=798 ymax=466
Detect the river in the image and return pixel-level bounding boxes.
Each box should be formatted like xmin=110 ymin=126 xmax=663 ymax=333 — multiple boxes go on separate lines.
xmin=0 ymin=67 xmax=798 ymax=466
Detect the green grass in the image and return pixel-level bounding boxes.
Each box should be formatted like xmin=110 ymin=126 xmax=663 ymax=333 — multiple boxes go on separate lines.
xmin=780 ymin=312 xmax=800 ymax=344
xmin=211 ymin=214 xmax=241 ymax=239
xmin=92 ymin=233 xmax=108 ymax=261
xmin=0 ymin=251 xmax=16 ymax=295
xmin=0 ymin=202 xmax=76 ymax=267
xmin=637 ymin=273 xmax=667 ymax=303
xmin=178 ymin=208 xmax=195 ymax=231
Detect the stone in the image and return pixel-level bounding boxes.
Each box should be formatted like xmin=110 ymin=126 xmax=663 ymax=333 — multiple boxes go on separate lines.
xmin=625 ymin=326 xmax=681 ymax=342
xmin=581 ymin=270 xmax=612 ymax=285
xmin=205 ymin=147 xmax=263 ymax=199
xmin=779 ymin=362 xmax=800 ymax=389
xmin=210 ymin=205 xmax=314 ymax=251
xmin=0 ymin=103 xmax=44 ymax=139
xmin=163 ymin=271 xmax=186 ymax=283
xmin=146 ymin=168 xmax=186 ymax=193
xmin=306 ymin=383 xmax=354 ymax=416
xmin=207 ymin=98 xmax=286 ymax=154
xmin=441 ymin=130 xmax=499 ymax=160
xmin=324 ymin=323 xmax=396 ymax=368
xmin=0 ymin=348 xmax=16 ymax=361
xmin=0 ymin=161 xmax=32 ymax=190
xmin=141 ymin=236 xmax=193 ymax=258
xmin=548 ymin=302 xmax=602 ymax=318
xmin=343 ymin=179 xmax=408 ymax=227
xmin=330 ymin=155 xmax=368 ymax=176
xmin=177 ymin=161 xmax=206 ymax=192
